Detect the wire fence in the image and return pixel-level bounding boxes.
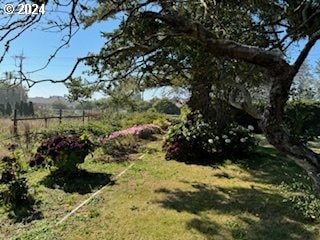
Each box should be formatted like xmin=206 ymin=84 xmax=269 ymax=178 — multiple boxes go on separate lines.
xmin=12 ymin=109 xmax=88 ymax=136
xmin=0 ymin=109 xmax=104 ymax=148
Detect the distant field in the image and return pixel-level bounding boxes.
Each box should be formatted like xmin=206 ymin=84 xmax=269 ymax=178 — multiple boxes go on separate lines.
xmin=1 ymin=137 xmax=319 ymax=240
xmin=0 ymin=118 xmax=12 ymax=138
xmin=0 ymin=116 xmax=89 ymax=138
xmin=0 ymin=116 xmax=89 ymax=162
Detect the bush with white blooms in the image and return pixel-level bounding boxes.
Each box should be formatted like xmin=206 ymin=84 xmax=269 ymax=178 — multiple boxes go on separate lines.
xmin=163 ymin=111 xmax=257 ymax=163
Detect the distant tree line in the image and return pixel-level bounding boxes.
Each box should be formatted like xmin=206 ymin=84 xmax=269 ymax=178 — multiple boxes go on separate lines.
xmin=0 ymin=82 xmax=33 ymax=117
xmin=0 ymin=101 xmax=34 ymax=117
xmin=93 ymin=97 xmax=181 ymax=115
xmin=0 ymin=85 xmax=28 ymax=106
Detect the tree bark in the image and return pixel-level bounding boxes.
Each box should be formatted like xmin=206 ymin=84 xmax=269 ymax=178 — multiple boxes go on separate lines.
xmin=188 ymin=73 xmax=232 ymax=130
xmin=259 ymin=72 xmax=320 ymax=192
xmin=187 ymin=74 xmax=214 ymax=120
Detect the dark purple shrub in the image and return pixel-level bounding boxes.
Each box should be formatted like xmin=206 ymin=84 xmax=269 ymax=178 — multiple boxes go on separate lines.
xmin=30 ymin=134 xmax=94 ymax=173
xmin=7 ymin=143 xmax=18 ymax=151
xmin=29 ymin=153 xmax=45 ymax=167
xmin=1 ymin=156 xmax=15 ymax=164
xmin=0 ymin=167 xmax=16 ymax=184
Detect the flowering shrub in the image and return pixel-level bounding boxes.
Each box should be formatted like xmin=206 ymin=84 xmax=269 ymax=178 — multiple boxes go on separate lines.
xmin=97 ymin=124 xmax=160 ymax=161
xmin=0 ymin=167 xmax=16 ymax=184
xmin=106 ymin=124 xmax=161 ymax=140
xmin=163 ymin=112 xmax=214 ymax=162
xmin=163 ymin=112 xmax=257 ymax=163
xmin=101 ymin=135 xmax=139 ymax=160
xmin=203 ymin=123 xmax=257 ymax=157
xmin=29 ymin=134 xmax=94 ymax=173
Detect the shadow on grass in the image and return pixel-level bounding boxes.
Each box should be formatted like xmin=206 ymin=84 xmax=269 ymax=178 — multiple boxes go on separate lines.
xmin=6 ymin=197 xmax=43 ymax=223
xmin=166 ymin=152 xmax=226 ymax=168
xmin=235 ymin=146 xmax=310 ymax=186
xmin=40 ymin=170 xmax=113 ymax=194
xmin=186 ymin=218 xmax=220 ymax=237
xmin=181 ymin=146 xmax=308 ymax=186
xmin=155 ymin=183 xmax=318 ymax=240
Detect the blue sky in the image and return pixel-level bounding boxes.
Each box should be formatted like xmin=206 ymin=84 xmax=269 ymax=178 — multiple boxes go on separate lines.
xmin=0 ymin=9 xmax=319 ymax=99
xmin=0 ymin=16 xmax=171 ymax=100
xmin=1 ymin=17 xmax=116 ymax=98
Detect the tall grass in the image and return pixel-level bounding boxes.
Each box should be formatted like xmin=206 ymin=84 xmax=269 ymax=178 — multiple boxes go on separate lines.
xmin=0 ymin=117 xmax=88 ymax=139
xmin=0 ymin=118 xmax=12 ymax=139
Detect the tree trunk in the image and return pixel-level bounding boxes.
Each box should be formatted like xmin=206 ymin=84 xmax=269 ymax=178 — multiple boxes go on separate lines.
xmin=259 ymin=73 xmax=320 ymax=192
xmin=187 ymin=73 xmax=232 ymax=130
xmin=187 ymin=74 xmax=214 ymax=120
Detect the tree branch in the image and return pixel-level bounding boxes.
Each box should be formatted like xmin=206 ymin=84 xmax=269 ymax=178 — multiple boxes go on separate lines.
xmin=293 ymin=29 xmax=320 ymax=76
xmin=143 ymin=11 xmax=292 ymax=75
xmin=228 ymin=83 xmax=262 ymax=120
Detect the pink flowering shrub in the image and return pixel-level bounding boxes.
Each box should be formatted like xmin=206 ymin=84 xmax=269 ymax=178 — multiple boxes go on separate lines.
xmin=107 ymin=124 xmax=161 ymax=140
xmin=102 ymin=135 xmax=139 ymax=160
xmin=99 ymin=124 xmax=161 ymax=160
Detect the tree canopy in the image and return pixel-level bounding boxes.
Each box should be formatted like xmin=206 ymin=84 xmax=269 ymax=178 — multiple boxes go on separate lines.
xmin=1 ymin=0 xmax=320 ymax=190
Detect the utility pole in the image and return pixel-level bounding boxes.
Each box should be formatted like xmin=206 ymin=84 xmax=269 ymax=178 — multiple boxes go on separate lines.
xmin=12 ymin=51 xmax=27 ymax=106
xmin=13 ymin=51 xmax=27 ymax=81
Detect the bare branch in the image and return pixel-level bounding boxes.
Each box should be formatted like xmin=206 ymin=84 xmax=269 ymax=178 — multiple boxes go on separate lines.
xmin=0 ymin=0 xmax=83 ymax=73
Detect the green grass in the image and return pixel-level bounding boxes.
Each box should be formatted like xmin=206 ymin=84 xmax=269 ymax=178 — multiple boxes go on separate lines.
xmin=0 ymin=153 xmax=133 ymax=240
xmin=1 ymin=137 xmax=320 ymax=240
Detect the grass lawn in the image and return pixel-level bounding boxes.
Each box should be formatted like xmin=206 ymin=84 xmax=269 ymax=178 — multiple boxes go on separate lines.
xmin=1 ymin=137 xmax=320 ymax=240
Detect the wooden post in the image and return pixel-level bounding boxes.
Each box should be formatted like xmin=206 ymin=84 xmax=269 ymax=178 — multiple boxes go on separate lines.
xmin=13 ymin=109 xmax=18 ymax=136
xmin=59 ymin=109 xmax=62 ymax=124
xmin=44 ymin=117 xmax=48 ymax=128
xmin=82 ymin=110 xmax=85 ymax=123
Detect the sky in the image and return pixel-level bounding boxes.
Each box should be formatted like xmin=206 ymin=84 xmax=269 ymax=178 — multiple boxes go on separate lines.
xmin=0 ymin=15 xmax=171 ymax=100
xmin=0 ymin=12 xmax=118 ymax=98
xmin=0 ymin=4 xmax=319 ymax=100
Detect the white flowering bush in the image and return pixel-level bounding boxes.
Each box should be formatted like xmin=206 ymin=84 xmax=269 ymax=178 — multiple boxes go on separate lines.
xmin=163 ymin=111 xmax=215 ymax=162
xmin=163 ymin=111 xmax=257 ymax=163
xmin=203 ymin=123 xmax=257 ymax=157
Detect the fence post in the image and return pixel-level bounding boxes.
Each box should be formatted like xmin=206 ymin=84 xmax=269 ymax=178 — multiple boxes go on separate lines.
xmin=44 ymin=117 xmax=48 ymax=128
xmin=13 ymin=109 xmax=18 ymax=136
xmin=82 ymin=110 xmax=85 ymax=123
xmin=59 ymin=109 xmax=62 ymax=124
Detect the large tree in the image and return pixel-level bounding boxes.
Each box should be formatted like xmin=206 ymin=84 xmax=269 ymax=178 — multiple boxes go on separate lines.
xmin=1 ymin=0 xmax=320 ymax=190
xmin=82 ymin=0 xmax=320 ymax=191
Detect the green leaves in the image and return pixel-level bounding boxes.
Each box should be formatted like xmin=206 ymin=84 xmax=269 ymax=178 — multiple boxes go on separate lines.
xmin=164 ymin=111 xmax=257 ymax=163
xmin=66 ymin=77 xmax=97 ymax=101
